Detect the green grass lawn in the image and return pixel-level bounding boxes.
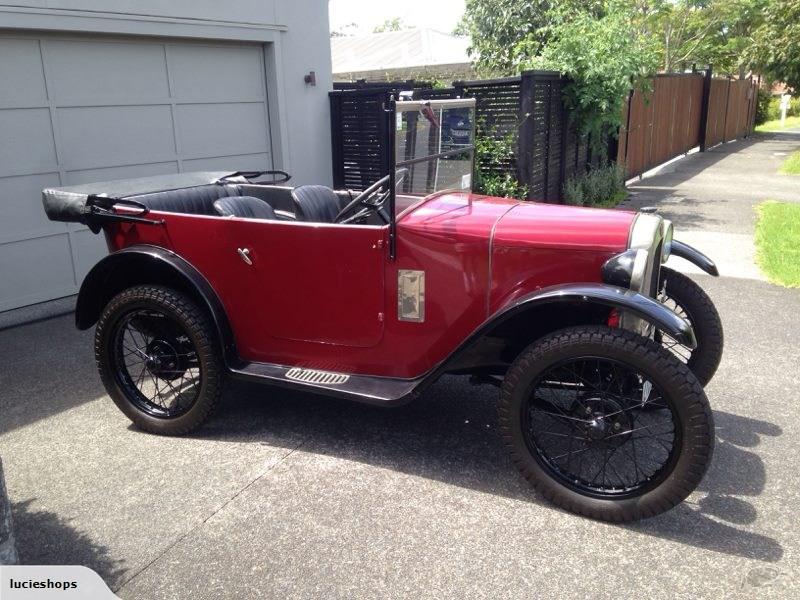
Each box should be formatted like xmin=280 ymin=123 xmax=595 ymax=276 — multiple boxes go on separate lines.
xmin=755 ymin=115 xmax=800 ymax=133
xmin=755 ymin=201 xmax=800 ymax=287
xmin=779 ymin=150 xmax=800 ymax=175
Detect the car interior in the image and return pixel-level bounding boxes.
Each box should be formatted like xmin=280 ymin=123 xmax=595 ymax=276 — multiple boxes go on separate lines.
xmin=126 ymin=180 xmax=356 ymax=224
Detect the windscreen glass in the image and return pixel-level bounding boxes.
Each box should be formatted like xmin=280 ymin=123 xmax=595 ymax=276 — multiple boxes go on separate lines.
xmin=394 ymin=101 xmax=475 ymax=202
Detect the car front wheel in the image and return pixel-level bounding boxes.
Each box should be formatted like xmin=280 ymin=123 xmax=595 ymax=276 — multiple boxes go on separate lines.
xmin=499 ymin=326 xmax=714 ymax=522
xmin=95 ymin=285 xmax=223 ymax=435
xmin=656 ymin=267 xmax=723 ymax=386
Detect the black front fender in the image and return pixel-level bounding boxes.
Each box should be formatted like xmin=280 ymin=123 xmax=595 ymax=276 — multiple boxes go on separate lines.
xmin=76 ymin=245 xmax=237 ymax=363
xmin=425 ymin=282 xmax=697 ymax=386
xmin=672 ymin=240 xmax=719 ymax=276
xmin=496 ymin=283 xmax=697 ymax=349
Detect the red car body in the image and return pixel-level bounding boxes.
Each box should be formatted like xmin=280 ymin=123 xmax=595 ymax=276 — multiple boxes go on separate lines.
xmin=103 ymin=191 xmax=634 ymax=379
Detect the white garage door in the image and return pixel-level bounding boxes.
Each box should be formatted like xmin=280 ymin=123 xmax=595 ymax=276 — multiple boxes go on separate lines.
xmin=0 ymin=34 xmax=273 ymax=311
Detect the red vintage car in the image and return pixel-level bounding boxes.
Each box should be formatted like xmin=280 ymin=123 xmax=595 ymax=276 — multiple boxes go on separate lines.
xmin=43 ymin=98 xmax=723 ymax=521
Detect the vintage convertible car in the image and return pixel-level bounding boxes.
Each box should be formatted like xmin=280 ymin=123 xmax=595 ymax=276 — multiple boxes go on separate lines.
xmin=43 ymin=98 xmax=723 ymax=521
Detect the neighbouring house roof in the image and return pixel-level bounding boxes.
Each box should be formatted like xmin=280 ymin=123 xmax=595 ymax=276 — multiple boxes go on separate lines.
xmin=331 ymin=28 xmax=471 ymax=75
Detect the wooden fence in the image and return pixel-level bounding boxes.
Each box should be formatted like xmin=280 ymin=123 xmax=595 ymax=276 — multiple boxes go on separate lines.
xmin=618 ymin=70 xmax=758 ymax=178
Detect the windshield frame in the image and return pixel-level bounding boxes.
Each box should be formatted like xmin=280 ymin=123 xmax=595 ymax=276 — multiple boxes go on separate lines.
xmin=388 ymin=97 xmax=477 ymax=259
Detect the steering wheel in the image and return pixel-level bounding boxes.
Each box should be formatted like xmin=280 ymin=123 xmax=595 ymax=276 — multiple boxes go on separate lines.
xmin=335 ymin=168 xmax=408 ymax=224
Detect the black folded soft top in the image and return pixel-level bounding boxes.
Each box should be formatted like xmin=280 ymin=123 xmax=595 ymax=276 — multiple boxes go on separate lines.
xmin=42 ymin=171 xmax=234 ymax=224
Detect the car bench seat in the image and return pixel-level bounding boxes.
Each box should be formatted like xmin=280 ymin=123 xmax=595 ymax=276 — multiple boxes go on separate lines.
xmin=129 ymin=183 xmax=243 ymax=215
xmin=213 ymin=196 xmax=278 ymax=220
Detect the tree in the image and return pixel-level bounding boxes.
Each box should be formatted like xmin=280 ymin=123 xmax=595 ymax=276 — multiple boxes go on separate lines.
xmin=458 ymin=0 xmax=553 ymax=74
xmin=637 ymin=0 xmax=766 ymax=76
xmin=528 ymin=2 xmax=660 ymax=141
xmin=373 ymin=17 xmax=409 ymax=33
xmin=751 ymin=0 xmax=800 ymax=91
xmin=458 ymin=1 xmax=607 ymax=75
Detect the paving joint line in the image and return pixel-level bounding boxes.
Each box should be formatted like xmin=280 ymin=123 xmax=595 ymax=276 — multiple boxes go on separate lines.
xmin=113 ymin=439 xmax=306 ymax=592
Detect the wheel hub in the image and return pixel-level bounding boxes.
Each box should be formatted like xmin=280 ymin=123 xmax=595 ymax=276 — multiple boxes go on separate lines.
xmin=144 ymin=339 xmax=185 ymax=381
xmin=577 ymin=397 xmax=631 ymax=447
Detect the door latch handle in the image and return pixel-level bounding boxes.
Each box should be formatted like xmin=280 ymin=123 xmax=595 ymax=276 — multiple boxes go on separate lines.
xmin=237 ymin=247 xmax=253 ymax=265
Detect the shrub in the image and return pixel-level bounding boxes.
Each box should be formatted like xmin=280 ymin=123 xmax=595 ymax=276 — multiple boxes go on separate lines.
xmin=473 ymin=126 xmax=528 ymax=199
xmin=563 ymin=163 xmax=627 ymax=208
xmin=755 ymin=88 xmax=773 ymax=125
xmin=763 ymin=95 xmax=800 ymax=123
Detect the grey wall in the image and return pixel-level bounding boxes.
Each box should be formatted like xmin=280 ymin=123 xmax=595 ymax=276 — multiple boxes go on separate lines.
xmin=0 ymin=0 xmax=333 ymax=186
xmin=0 ymin=0 xmax=333 ymax=311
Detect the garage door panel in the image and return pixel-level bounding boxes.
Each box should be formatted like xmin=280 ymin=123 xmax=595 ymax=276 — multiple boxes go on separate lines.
xmin=0 ymin=34 xmax=273 ymax=312
xmin=71 ymin=229 xmax=108 ymax=282
xmin=0 ymin=173 xmax=63 ymax=243
xmin=58 ymin=105 xmax=176 ymax=169
xmin=0 ymin=38 xmax=47 ymax=105
xmin=0 ymin=234 xmax=75 ymax=311
xmin=46 ymin=40 xmax=170 ymax=103
xmin=183 ymin=153 xmax=270 ymax=173
xmin=169 ymin=45 xmax=265 ymax=100
xmin=0 ymin=108 xmax=57 ymax=174
xmin=177 ymin=102 xmax=268 ymax=158
xmin=64 ymin=161 xmax=178 ymax=186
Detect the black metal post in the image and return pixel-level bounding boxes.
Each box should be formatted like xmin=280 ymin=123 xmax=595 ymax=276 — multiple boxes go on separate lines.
xmin=518 ymin=71 xmax=535 ymax=200
xmin=698 ymin=65 xmax=713 ymax=152
xmin=329 ymin=93 xmax=344 ymax=188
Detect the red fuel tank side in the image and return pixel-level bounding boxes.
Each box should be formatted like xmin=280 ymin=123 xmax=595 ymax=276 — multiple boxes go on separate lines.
xmin=488 ymin=203 xmax=636 ymax=312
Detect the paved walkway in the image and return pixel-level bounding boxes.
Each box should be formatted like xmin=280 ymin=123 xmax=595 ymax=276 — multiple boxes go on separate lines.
xmin=620 ymin=131 xmax=800 ymax=280
xmin=1 ymin=133 xmax=799 ymax=599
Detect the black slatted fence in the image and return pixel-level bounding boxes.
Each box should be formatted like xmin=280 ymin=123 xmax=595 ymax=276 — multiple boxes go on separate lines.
xmin=330 ymin=71 xmax=601 ymax=202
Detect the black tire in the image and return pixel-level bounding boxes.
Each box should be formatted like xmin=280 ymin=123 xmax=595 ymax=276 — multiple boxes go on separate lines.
xmin=95 ymin=285 xmax=223 ymax=435
xmin=657 ymin=267 xmax=723 ymax=386
xmin=499 ymin=326 xmax=714 ymax=522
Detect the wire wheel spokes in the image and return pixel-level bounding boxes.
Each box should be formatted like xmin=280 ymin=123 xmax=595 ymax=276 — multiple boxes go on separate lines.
xmin=657 ymin=293 xmax=693 ymax=363
xmin=524 ymin=357 xmax=680 ymax=498
xmin=114 ymin=309 xmax=202 ymax=418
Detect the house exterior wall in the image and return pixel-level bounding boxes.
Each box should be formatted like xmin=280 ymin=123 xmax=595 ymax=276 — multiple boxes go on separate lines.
xmin=0 ymin=1 xmax=333 ymax=311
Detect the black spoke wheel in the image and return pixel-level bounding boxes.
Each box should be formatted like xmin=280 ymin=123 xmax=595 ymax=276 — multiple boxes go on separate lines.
xmin=113 ymin=309 xmax=201 ymax=418
xmin=655 ymin=267 xmax=723 ymax=386
xmin=500 ymin=326 xmax=714 ymax=522
xmin=96 ymin=285 xmax=223 ymax=435
xmin=524 ymin=357 xmax=679 ymax=499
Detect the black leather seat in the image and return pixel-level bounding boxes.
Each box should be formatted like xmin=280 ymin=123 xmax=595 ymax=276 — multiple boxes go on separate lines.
xmin=290 ymin=185 xmax=341 ymax=223
xmin=130 ymin=184 xmax=240 ymax=215
xmin=213 ymin=196 xmax=277 ymax=220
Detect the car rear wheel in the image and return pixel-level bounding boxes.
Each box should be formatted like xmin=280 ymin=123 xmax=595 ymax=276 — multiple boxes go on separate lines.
xmin=95 ymin=285 xmax=223 ymax=435
xmin=655 ymin=267 xmax=723 ymax=386
xmin=499 ymin=326 xmax=714 ymax=522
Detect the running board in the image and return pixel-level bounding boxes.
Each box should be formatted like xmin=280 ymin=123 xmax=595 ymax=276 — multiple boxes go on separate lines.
xmin=228 ymin=362 xmax=421 ymax=406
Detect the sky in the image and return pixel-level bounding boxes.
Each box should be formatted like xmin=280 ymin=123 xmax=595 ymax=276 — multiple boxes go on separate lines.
xmin=328 ymin=0 xmax=467 ymax=35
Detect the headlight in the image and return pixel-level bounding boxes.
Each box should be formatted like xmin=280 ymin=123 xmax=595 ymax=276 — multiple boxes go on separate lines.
xmin=662 ymin=220 xmax=674 ymax=263
xmin=602 ymin=249 xmax=649 ymax=291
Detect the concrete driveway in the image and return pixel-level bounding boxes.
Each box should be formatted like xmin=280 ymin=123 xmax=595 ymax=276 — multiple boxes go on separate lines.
xmin=1 ymin=132 xmax=799 ymax=598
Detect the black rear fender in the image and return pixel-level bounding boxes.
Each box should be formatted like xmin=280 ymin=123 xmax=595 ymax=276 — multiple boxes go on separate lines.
xmin=76 ymin=245 xmax=237 ymax=363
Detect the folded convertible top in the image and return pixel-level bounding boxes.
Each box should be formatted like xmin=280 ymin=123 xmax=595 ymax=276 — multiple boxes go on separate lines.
xmin=42 ymin=171 xmax=234 ymax=224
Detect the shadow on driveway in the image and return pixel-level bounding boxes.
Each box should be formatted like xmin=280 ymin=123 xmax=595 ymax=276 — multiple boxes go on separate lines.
xmin=186 ymin=378 xmax=784 ymax=563
xmin=12 ymin=499 xmax=128 ymax=587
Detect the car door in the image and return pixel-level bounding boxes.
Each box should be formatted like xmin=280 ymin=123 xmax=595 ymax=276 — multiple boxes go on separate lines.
xmin=215 ymin=218 xmax=387 ymax=353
